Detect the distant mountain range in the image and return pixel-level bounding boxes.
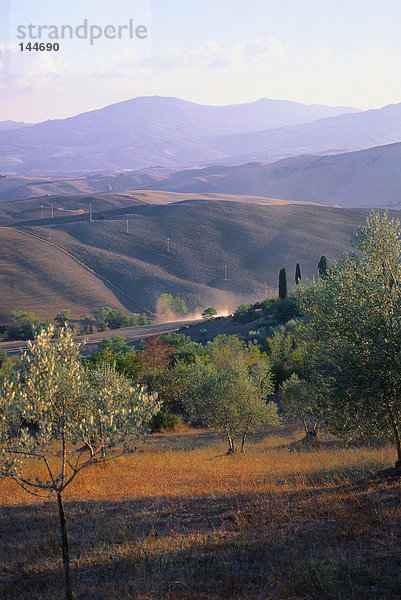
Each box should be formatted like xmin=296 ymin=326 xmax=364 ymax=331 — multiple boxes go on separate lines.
xmin=0 ymin=96 xmax=360 ymax=175
xmin=0 ymin=120 xmax=31 ymax=132
xmin=209 ymin=102 xmax=401 ymax=164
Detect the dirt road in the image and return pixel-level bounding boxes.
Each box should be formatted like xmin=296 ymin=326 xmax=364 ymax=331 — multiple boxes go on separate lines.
xmin=0 ymin=319 xmax=203 ymax=355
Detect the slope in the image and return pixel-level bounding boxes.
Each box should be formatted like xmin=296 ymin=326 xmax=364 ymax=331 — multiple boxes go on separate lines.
xmin=130 ymin=143 xmax=401 ymax=208
xmin=19 ymin=201 xmax=370 ymax=315
xmin=0 ymin=227 xmax=132 ymax=322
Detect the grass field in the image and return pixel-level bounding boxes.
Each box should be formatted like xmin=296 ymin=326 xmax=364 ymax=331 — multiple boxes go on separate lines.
xmin=1 ymin=428 xmax=400 ymax=600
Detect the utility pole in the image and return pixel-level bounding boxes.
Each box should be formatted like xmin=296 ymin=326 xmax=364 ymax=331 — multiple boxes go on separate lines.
xmin=126 ymin=219 xmax=129 ymax=234
xmin=224 ymin=265 xmax=228 ymax=281
xmin=41 ymin=204 xmax=44 ymax=219
xmin=50 ymin=204 xmax=54 ymax=219
xmin=167 ymin=237 xmax=170 ymax=253
xmin=89 ymin=203 xmax=92 ymax=222
xmin=264 ymin=281 xmax=267 ymax=296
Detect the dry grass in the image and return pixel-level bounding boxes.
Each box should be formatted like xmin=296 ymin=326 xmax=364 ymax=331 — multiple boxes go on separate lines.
xmin=1 ymin=429 xmax=400 ymax=600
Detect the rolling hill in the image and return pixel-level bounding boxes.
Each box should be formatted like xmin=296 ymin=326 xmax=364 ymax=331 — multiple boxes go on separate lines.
xmin=117 ymin=142 xmax=401 ymax=208
xmin=3 ymin=138 xmax=401 ymax=209
xmin=6 ymin=200 xmax=371 ymax=321
xmin=0 ymin=96 xmax=359 ymax=175
xmin=0 ymin=190 xmax=312 ymax=226
xmin=0 ymin=227 xmax=130 ymax=322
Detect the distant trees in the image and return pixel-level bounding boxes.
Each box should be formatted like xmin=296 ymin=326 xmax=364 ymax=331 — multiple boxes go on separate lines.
xmin=202 ymin=307 xmax=217 ymax=320
xmin=80 ymin=314 xmax=93 ymax=334
xmin=0 ymin=326 xmax=160 ymax=599
xmin=4 ymin=311 xmax=49 ymax=341
xmin=157 ymin=294 xmax=188 ymax=318
xmin=295 ymin=263 xmax=301 ymax=285
xmin=318 ymin=255 xmax=328 ymax=278
xmin=92 ymin=307 xmax=151 ymax=331
xmin=278 ymin=268 xmax=288 ymax=300
xmin=54 ymin=309 xmax=71 ymax=327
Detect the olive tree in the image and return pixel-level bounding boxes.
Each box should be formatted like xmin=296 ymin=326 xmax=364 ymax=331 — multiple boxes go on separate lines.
xmin=280 ymin=373 xmax=326 ymax=440
xmin=0 ymin=326 xmax=160 ymax=599
xmin=298 ymin=212 xmax=401 ymax=468
xmin=184 ymin=336 xmax=279 ymax=453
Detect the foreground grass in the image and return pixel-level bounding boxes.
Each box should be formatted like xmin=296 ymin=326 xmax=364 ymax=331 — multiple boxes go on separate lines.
xmin=0 ymin=430 xmax=400 ymax=599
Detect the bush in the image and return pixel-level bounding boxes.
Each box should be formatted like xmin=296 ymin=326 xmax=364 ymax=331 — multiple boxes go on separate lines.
xmin=150 ymin=410 xmax=183 ymax=433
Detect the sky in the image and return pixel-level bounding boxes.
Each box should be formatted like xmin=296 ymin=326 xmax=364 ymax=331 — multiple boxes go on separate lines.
xmin=1 ymin=0 xmax=401 ymax=121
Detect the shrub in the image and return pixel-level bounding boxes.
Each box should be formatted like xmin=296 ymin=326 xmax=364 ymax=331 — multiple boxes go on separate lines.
xmin=150 ymin=410 xmax=183 ymax=433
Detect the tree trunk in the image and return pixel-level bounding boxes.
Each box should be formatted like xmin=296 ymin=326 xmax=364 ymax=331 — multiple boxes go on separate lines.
xmin=387 ymin=404 xmax=401 ymax=469
xmin=226 ymin=432 xmax=236 ymax=455
xmin=57 ymin=492 xmax=73 ymax=600
xmin=241 ymin=430 xmax=248 ymax=453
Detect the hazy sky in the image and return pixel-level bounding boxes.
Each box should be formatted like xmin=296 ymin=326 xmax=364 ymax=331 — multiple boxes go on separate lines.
xmin=1 ymin=0 xmax=401 ymax=121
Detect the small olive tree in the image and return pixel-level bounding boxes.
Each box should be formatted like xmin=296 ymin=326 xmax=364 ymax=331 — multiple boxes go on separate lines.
xmin=0 ymin=326 xmax=160 ymax=600
xmin=280 ymin=373 xmax=326 ymax=440
xmin=185 ymin=336 xmax=279 ymax=453
xmin=185 ymin=363 xmax=279 ymax=453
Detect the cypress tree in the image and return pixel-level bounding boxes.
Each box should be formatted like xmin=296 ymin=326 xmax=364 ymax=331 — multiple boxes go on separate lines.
xmin=318 ymin=256 xmax=328 ymax=278
xmin=279 ymin=268 xmax=288 ymax=300
xmin=295 ymin=263 xmax=301 ymax=285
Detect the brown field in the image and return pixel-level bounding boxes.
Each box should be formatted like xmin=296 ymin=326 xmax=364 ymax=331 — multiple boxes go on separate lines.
xmin=0 ymin=428 xmax=400 ymax=600
xmin=0 ymin=227 xmax=129 ymax=322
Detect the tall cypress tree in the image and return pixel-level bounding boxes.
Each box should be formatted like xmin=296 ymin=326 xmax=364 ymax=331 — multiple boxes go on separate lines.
xmin=295 ymin=263 xmax=301 ymax=285
xmin=279 ymin=268 xmax=288 ymax=300
xmin=318 ymin=256 xmax=328 ymax=278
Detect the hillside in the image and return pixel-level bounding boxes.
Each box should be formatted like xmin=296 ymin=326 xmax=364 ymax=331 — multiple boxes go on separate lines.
xmin=13 ymin=201 xmax=370 ymax=318
xmin=0 ymin=96 xmax=359 ymax=175
xmin=0 ymin=227 xmax=130 ymax=322
xmin=0 ymin=190 xmax=311 ymax=226
xmin=120 ymin=143 xmax=401 ymax=208
xmin=3 ymin=138 xmax=401 ymax=209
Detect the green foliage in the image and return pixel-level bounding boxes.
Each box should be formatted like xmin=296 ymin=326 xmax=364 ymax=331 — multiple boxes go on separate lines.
xmin=157 ymin=294 xmax=188 ymax=317
xmin=0 ymin=326 xmax=161 ymax=597
xmin=54 ymin=310 xmax=71 ymax=327
xmin=279 ymin=268 xmax=288 ymax=300
xmin=184 ymin=335 xmax=278 ymax=452
xmin=87 ymin=337 xmax=142 ymax=383
xmin=92 ymin=307 xmax=151 ymax=331
xmin=280 ymin=373 xmax=324 ymax=437
xmin=159 ymin=332 xmax=205 ymax=365
xmin=149 ymin=410 xmax=183 ymax=433
xmin=298 ymin=212 xmax=401 ymax=463
xmin=318 ymin=255 xmax=329 ymax=278
xmin=0 ymin=349 xmax=15 ymax=383
xmin=275 ymin=296 xmax=301 ymax=323
xmin=202 ymin=307 xmax=217 ymax=320
xmin=295 ymin=263 xmax=301 ymax=285
xmin=6 ymin=311 xmax=49 ymax=341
